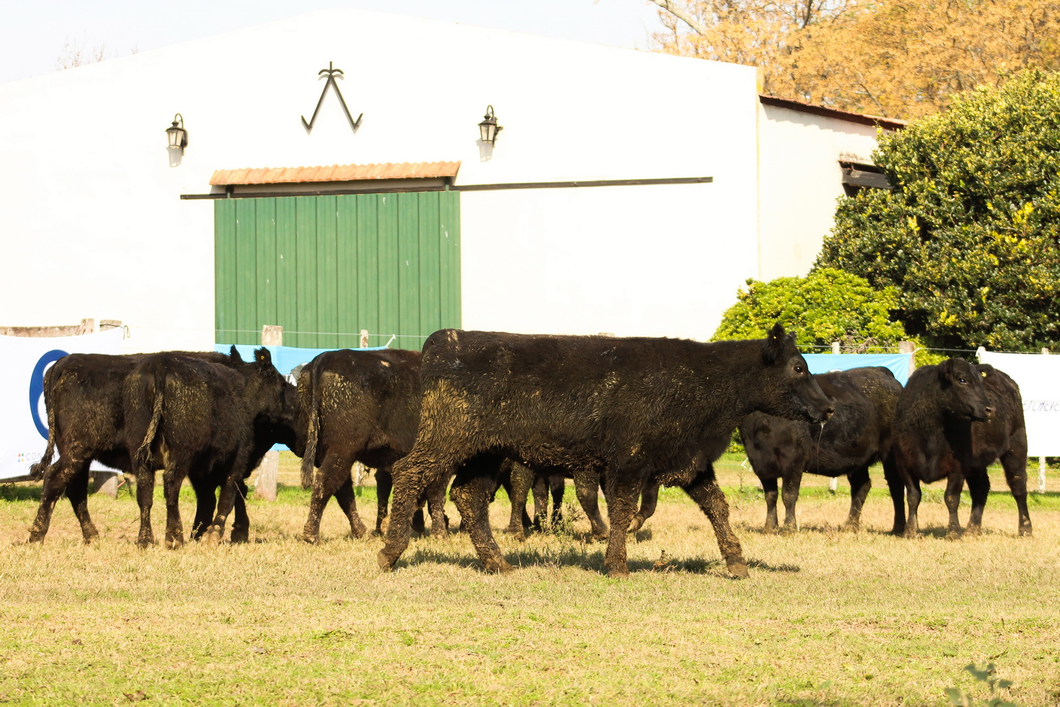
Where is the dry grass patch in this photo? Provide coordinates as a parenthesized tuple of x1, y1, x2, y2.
(0, 454, 1058, 706)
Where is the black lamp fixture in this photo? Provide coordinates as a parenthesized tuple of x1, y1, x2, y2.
(478, 105, 502, 144)
(166, 113, 188, 154)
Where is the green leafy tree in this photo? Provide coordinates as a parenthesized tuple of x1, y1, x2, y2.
(712, 267, 908, 349)
(818, 70, 1060, 351)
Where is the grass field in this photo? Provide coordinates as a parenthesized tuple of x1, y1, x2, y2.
(1, 453, 1058, 706)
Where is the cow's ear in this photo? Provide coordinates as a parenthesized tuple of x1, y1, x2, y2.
(937, 358, 958, 384)
(229, 345, 243, 363)
(977, 364, 994, 378)
(255, 347, 273, 366)
(762, 323, 786, 366)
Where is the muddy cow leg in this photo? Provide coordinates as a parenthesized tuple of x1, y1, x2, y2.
(135, 468, 157, 548)
(378, 449, 446, 571)
(229, 479, 250, 543)
(449, 456, 511, 573)
(189, 475, 217, 540)
(682, 466, 748, 578)
(1000, 443, 1032, 537)
(302, 455, 359, 543)
(842, 466, 872, 532)
(964, 469, 990, 536)
(374, 467, 393, 536)
(425, 474, 451, 539)
(333, 475, 369, 540)
(65, 464, 100, 543)
(203, 452, 248, 545)
(531, 472, 550, 530)
(943, 472, 965, 538)
(601, 470, 642, 577)
(780, 468, 802, 532)
(28, 458, 83, 543)
(760, 476, 781, 533)
(628, 479, 660, 534)
(506, 461, 532, 540)
(903, 477, 923, 539)
(572, 467, 609, 540)
(162, 467, 187, 549)
(548, 474, 565, 527)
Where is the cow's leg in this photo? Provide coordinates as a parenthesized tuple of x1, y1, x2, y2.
(531, 472, 549, 530)
(378, 450, 443, 571)
(449, 456, 511, 573)
(885, 460, 907, 536)
(963, 469, 989, 536)
(136, 468, 157, 547)
(332, 475, 369, 540)
(302, 454, 358, 543)
(760, 476, 780, 533)
(230, 479, 250, 544)
(903, 477, 923, 539)
(780, 468, 802, 532)
(628, 479, 660, 533)
(203, 454, 248, 545)
(548, 474, 565, 527)
(162, 467, 187, 549)
(1000, 446, 1032, 537)
(601, 470, 643, 577)
(65, 463, 100, 544)
(424, 474, 451, 539)
(374, 467, 393, 536)
(683, 467, 748, 578)
(505, 461, 532, 540)
(842, 467, 872, 532)
(943, 472, 965, 538)
(189, 475, 217, 540)
(28, 457, 82, 543)
(572, 467, 609, 540)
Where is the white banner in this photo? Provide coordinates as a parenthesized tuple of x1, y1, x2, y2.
(977, 350, 1060, 457)
(0, 329, 124, 480)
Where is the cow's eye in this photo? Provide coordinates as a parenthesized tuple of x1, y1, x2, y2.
(794, 364, 804, 374)
(958, 377, 967, 385)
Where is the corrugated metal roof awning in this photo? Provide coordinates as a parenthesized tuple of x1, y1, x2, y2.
(209, 161, 461, 186)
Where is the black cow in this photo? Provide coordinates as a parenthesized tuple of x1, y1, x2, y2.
(739, 366, 902, 532)
(123, 348, 294, 548)
(293, 348, 447, 543)
(887, 358, 1031, 538)
(377, 324, 833, 578)
(27, 350, 229, 544)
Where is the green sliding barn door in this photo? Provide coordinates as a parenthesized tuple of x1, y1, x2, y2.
(214, 191, 460, 350)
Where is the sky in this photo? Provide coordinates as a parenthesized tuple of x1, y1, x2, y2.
(0, 0, 669, 85)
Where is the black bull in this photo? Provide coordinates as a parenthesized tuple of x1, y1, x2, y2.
(378, 325, 833, 578)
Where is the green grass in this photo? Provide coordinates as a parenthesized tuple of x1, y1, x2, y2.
(1, 453, 1058, 706)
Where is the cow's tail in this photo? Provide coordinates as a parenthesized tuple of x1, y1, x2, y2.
(29, 369, 59, 478)
(134, 367, 166, 473)
(299, 363, 322, 490)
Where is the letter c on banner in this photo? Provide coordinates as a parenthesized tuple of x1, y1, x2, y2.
(29, 350, 68, 439)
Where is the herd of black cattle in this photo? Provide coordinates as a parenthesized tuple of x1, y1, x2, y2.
(25, 324, 1031, 578)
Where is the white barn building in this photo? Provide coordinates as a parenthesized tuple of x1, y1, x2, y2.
(0, 9, 901, 352)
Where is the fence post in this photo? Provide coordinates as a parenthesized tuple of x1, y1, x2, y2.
(253, 325, 283, 501)
(831, 341, 840, 354)
(352, 329, 371, 486)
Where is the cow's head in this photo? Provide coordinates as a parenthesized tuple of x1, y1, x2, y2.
(243, 347, 298, 433)
(754, 323, 834, 424)
(938, 357, 992, 421)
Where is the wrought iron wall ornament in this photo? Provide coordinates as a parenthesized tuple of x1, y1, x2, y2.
(301, 62, 363, 134)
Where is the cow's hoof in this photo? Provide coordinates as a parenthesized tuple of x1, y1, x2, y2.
(762, 524, 779, 535)
(839, 522, 860, 533)
(902, 530, 920, 539)
(627, 517, 645, 534)
(484, 558, 513, 574)
(605, 566, 631, 579)
(166, 537, 184, 550)
(726, 559, 750, 579)
(202, 529, 222, 546)
(231, 529, 249, 544)
(377, 549, 397, 571)
(1019, 526, 1033, 538)
(963, 526, 981, 538)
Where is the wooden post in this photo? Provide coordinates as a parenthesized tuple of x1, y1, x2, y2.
(254, 325, 283, 501)
(360, 329, 369, 348)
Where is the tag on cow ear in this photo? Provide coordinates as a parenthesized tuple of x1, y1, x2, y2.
(977, 363, 994, 378)
(255, 347, 272, 366)
(228, 345, 243, 363)
(762, 323, 787, 366)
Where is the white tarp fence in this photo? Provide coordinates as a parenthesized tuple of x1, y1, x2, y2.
(977, 349, 1060, 457)
(0, 329, 124, 480)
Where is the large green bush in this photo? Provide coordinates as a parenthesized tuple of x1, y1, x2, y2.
(818, 69, 1060, 351)
(712, 267, 908, 349)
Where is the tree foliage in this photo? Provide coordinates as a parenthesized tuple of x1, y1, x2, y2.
(648, 0, 1060, 119)
(712, 267, 908, 348)
(817, 70, 1060, 351)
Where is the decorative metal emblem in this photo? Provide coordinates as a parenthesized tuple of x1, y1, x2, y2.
(301, 62, 363, 134)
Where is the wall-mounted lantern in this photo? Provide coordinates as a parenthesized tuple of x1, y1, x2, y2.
(478, 105, 502, 144)
(166, 113, 188, 154)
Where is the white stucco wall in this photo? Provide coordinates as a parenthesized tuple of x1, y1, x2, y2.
(756, 103, 886, 282)
(0, 9, 784, 351)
